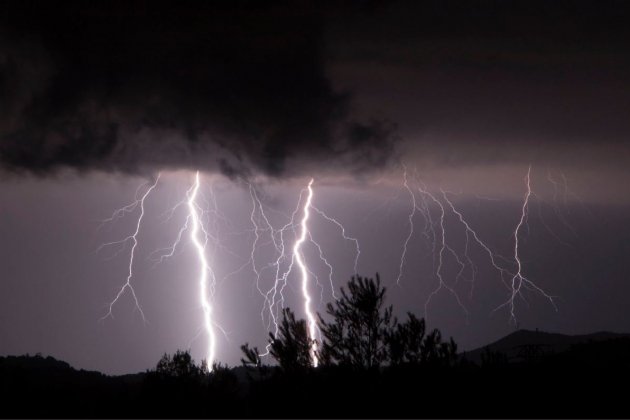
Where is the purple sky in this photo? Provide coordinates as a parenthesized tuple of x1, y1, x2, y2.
(1, 1, 630, 374)
(1, 167, 629, 374)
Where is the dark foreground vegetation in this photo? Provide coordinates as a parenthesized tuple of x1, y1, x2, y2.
(2, 274, 629, 418)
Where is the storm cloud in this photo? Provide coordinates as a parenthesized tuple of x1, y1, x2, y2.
(0, 1, 397, 178)
(2, 0, 630, 179)
(325, 0, 630, 172)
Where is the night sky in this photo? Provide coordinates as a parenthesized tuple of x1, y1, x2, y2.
(1, 1, 630, 374)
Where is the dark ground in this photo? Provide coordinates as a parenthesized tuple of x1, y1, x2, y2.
(1, 331, 629, 418)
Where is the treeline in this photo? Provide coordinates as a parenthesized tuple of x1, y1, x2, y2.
(142, 274, 465, 417)
(139, 274, 629, 418)
(238, 274, 458, 372)
(2, 274, 629, 417)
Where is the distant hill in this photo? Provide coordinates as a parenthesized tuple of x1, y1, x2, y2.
(0, 353, 110, 381)
(3, 329, 629, 377)
(2, 331, 630, 417)
(462, 329, 630, 364)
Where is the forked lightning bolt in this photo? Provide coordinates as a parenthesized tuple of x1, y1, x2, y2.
(293, 179, 319, 366)
(148, 171, 223, 368)
(99, 171, 222, 368)
(418, 182, 468, 319)
(245, 178, 359, 365)
(99, 174, 161, 322)
(397, 165, 558, 324)
(98, 164, 565, 368)
(187, 171, 217, 368)
(494, 166, 557, 323)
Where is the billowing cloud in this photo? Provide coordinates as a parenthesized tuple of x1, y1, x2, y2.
(3, 0, 630, 179)
(0, 2, 397, 178)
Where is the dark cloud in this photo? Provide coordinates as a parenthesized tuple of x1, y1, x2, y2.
(0, 1, 396, 178)
(3, 0, 630, 178)
(325, 0, 630, 169)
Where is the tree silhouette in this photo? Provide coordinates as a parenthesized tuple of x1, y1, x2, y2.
(318, 273, 394, 369)
(240, 343, 262, 369)
(268, 308, 315, 372)
(386, 312, 426, 365)
(240, 342, 272, 382)
(240, 274, 459, 371)
(144, 349, 208, 414)
(206, 362, 239, 400)
(155, 349, 208, 379)
(418, 328, 458, 367)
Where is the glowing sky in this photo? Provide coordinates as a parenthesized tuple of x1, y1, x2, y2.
(1, 1, 630, 374)
(1, 168, 628, 374)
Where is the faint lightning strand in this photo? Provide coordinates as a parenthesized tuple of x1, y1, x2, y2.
(307, 231, 336, 301)
(396, 165, 418, 285)
(101, 174, 161, 322)
(416, 182, 468, 320)
(530, 191, 572, 247)
(395, 165, 557, 324)
(495, 166, 557, 323)
(245, 182, 300, 335)
(148, 214, 192, 267)
(547, 171, 578, 237)
(312, 206, 360, 279)
(96, 180, 151, 232)
(441, 190, 515, 290)
(266, 198, 303, 338)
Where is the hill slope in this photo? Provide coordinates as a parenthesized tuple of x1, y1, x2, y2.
(462, 329, 630, 363)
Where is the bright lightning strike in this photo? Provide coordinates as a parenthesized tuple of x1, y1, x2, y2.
(99, 171, 229, 369)
(187, 171, 217, 368)
(97, 162, 563, 369)
(245, 178, 359, 364)
(293, 179, 319, 366)
(98, 172, 356, 369)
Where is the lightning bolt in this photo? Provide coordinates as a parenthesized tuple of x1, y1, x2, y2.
(99, 171, 228, 369)
(311, 206, 360, 278)
(441, 190, 514, 293)
(495, 166, 557, 324)
(397, 165, 558, 324)
(396, 167, 467, 319)
(97, 162, 564, 368)
(187, 171, 217, 368)
(245, 178, 359, 365)
(244, 181, 296, 334)
(99, 172, 359, 369)
(293, 179, 319, 366)
(99, 174, 161, 322)
(149, 172, 225, 368)
(417, 182, 468, 320)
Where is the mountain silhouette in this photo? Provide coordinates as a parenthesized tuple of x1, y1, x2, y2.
(462, 329, 630, 363)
